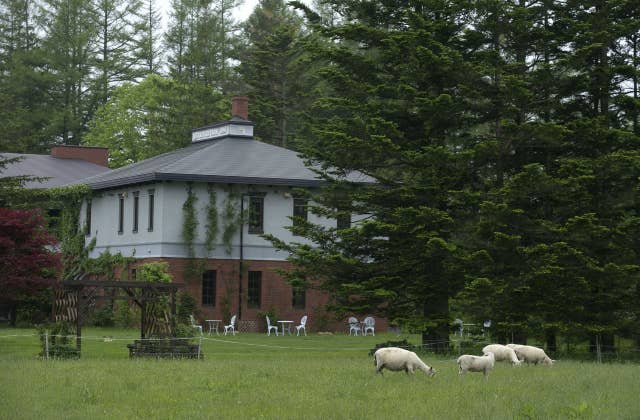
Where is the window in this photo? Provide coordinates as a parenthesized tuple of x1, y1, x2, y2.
(248, 271, 262, 308)
(292, 286, 306, 309)
(148, 189, 155, 232)
(85, 200, 92, 236)
(248, 194, 265, 234)
(293, 197, 308, 233)
(118, 194, 124, 234)
(202, 270, 216, 306)
(132, 191, 139, 233)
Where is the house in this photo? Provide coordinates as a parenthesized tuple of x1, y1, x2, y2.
(74, 97, 379, 333)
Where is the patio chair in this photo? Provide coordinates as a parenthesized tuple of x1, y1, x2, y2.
(348, 317, 361, 336)
(266, 315, 279, 336)
(224, 315, 237, 335)
(296, 315, 307, 336)
(189, 315, 203, 335)
(362, 316, 375, 336)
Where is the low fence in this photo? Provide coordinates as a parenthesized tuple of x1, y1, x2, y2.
(1, 332, 639, 363)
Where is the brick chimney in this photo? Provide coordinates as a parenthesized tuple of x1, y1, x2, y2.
(231, 96, 249, 120)
(51, 145, 109, 167)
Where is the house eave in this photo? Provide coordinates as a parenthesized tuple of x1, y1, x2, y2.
(86, 173, 327, 190)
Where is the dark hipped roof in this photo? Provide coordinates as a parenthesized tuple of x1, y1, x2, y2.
(1, 153, 111, 188)
(74, 136, 373, 191)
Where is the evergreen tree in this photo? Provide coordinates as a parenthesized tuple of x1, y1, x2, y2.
(42, 0, 98, 144)
(238, 0, 308, 148)
(136, 0, 164, 75)
(0, 0, 52, 152)
(165, 0, 242, 91)
(460, 0, 640, 350)
(90, 0, 144, 110)
(266, 1, 474, 352)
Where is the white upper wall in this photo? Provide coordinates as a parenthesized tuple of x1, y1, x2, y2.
(83, 181, 337, 261)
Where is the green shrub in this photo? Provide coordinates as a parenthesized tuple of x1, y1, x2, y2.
(258, 307, 278, 323)
(177, 291, 197, 324)
(114, 302, 135, 328)
(37, 321, 79, 359)
(174, 323, 199, 339)
(90, 304, 114, 327)
(139, 261, 172, 283)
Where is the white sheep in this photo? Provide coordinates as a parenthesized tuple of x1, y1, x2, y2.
(373, 347, 436, 376)
(506, 344, 554, 365)
(482, 344, 521, 365)
(457, 351, 495, 378)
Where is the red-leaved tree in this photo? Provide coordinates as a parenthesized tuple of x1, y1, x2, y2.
(0, 208, 60, 306)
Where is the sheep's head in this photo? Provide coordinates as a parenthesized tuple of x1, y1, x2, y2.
(427, 366, 436, 377)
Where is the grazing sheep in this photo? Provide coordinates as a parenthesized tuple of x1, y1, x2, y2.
(373, 347, 436, 376)
(457, 352, 495, 379)
(506, 344, 554, 365)
(482, 344, 521, 365)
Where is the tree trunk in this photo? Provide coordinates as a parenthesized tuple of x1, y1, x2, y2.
(421, 297, 450, 354)
(545, 329, 557, 353)
(589, 333, 614, 352)
(513, 331, 528, 345)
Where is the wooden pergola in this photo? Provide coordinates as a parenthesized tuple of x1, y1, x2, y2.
(53, 278, 183, 353)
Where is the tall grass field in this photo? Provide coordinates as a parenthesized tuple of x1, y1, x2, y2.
(1, 327, 639, 419)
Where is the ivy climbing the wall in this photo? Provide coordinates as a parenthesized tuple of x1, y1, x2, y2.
(181, 184, 200, 282)
(48, 185, 94, 281)
(204, 187, 218, 255)
(221, 188, 242, 254)
(182, 184, 198, 258)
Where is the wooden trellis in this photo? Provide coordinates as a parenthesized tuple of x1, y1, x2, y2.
(54, 277, 182, 354)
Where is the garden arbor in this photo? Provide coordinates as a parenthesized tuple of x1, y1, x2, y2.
(53, 276, 182, 353)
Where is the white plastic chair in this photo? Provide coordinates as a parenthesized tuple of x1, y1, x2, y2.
(266, 315, 279, 336)
(224, 315, 237, 335)
(482, 320, 491, 337)
(348, 317, 361, 336)
(362, 316, 375, 336)
(190, 315, 203, 335)
(454, 318, 464, 336)
(296, 315, 307, 336)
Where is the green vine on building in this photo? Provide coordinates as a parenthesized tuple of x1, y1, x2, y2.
(222, 188, 242, 254)
(181, 184, 199, 282)
(204, 188, 218, 255)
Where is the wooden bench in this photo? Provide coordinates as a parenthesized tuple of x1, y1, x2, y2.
(127, 338, 203, 359)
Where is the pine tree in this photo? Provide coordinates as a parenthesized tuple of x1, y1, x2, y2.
(238, 0, 308, 148)
(90, 0, 145, 110)
(165, 0, 242, 91)
(42, 0, 98, 144)
(136, 0, 164, 76)
(0, 0, 52, 152)
(265, 1, 475, 352)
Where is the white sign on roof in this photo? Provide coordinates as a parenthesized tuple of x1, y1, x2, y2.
(192, 122, 254, 142)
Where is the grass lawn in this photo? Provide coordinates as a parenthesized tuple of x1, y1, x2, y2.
(1, 327, 639, 419)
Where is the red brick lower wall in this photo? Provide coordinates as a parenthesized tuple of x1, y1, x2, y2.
(128, 257, 388, 334)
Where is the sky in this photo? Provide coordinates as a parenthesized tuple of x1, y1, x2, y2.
(157, 0, 260, 26)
